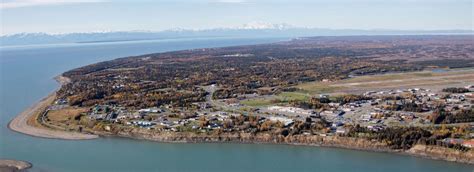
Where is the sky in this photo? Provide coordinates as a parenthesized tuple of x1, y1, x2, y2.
(0, 0, 473, 35)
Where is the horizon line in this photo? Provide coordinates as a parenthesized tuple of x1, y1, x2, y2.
(2, 27, 474, 37)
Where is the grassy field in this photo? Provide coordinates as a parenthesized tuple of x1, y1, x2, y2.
(47, 107, 88, 123)
(241, 92, 312, 107)
(296, 83, 344, 94)
(238, 68, 474, 107)
(240, 98, 275, 107)
(277, 92, 310, 101)
(294, 68, 474, 95)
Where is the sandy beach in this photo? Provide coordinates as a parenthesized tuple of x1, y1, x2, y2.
(7, 76, 98, 140)
(0, 159, 32, 172)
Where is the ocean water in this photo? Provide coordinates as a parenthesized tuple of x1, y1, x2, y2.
(0, 37, 472, 172)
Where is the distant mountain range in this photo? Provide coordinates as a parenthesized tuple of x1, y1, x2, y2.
(1, 24, 472, 46)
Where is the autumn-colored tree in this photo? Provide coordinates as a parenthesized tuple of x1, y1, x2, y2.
(259, 120, 274, 131)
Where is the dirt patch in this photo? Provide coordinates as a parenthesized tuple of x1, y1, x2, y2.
(47, 107, 88, 123)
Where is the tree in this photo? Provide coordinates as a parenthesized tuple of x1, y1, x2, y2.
(259, 120, 273, 131)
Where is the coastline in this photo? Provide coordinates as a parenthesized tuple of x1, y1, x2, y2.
(7, 76, 473, 165)
(7, 76, 98, 140)
(100, 130, 474, 165)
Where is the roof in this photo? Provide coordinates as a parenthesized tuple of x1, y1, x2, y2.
(462, 139, 474, 146)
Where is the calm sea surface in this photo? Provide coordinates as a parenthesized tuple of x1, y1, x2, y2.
(0, 37, 473, 172)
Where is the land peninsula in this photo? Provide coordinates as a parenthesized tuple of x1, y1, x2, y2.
(10, 35, 474, 164)
(8, 76, 98, 140)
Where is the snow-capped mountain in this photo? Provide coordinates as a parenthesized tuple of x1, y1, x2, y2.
(237, 22, 293, 30)
(1, 23, 472, 46)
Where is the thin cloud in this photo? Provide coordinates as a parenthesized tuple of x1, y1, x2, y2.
(1, 0, 107, 9)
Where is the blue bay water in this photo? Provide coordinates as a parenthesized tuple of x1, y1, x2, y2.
(0, 37, 473, 172)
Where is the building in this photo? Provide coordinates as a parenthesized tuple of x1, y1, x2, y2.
(132, 120, 155, 127)
(267, 106, 316, 116)
(361, 114, 371, 122)
(335, 127, 346, 134)
(268, 116, 294, 127)
(322, 110, 344, 117)
(462, 140, 474, 148)
(138, 107, 162, 113)
(443, 138, 464, 145)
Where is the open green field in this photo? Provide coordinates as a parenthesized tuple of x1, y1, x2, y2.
(241, 92, 311, 107)
(277, 92, 310, 101)
(296, 83, 344, 95)
(240, 98, 276, 107)
(295, 68, 474, 95)
(239, 68, 474, 107)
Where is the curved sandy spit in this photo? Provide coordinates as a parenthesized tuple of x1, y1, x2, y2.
(8, 76, 98, 140)
(0, 159, 32, 171)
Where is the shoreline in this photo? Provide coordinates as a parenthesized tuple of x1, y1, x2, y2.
(94, 129, 474, 164)
(7, 76, 98, 140)
(7, 76, 474, 165)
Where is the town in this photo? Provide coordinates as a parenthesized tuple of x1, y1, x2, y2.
(34, 35, 474, 161)
(45, 83, 474, 149)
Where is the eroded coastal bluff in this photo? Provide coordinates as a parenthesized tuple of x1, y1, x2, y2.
(9, 36, 474, 165)
(109, 129, 474, 164)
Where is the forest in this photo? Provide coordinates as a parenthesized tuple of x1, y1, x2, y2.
(57, 35, 474, 108)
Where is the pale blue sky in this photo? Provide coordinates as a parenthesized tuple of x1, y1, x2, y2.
(0, 0, 472, 35)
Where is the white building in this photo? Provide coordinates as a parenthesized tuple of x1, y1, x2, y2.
(268, 117, 294, 127)
(267, 106, 315, 115)
(138, 107, 162, 113)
